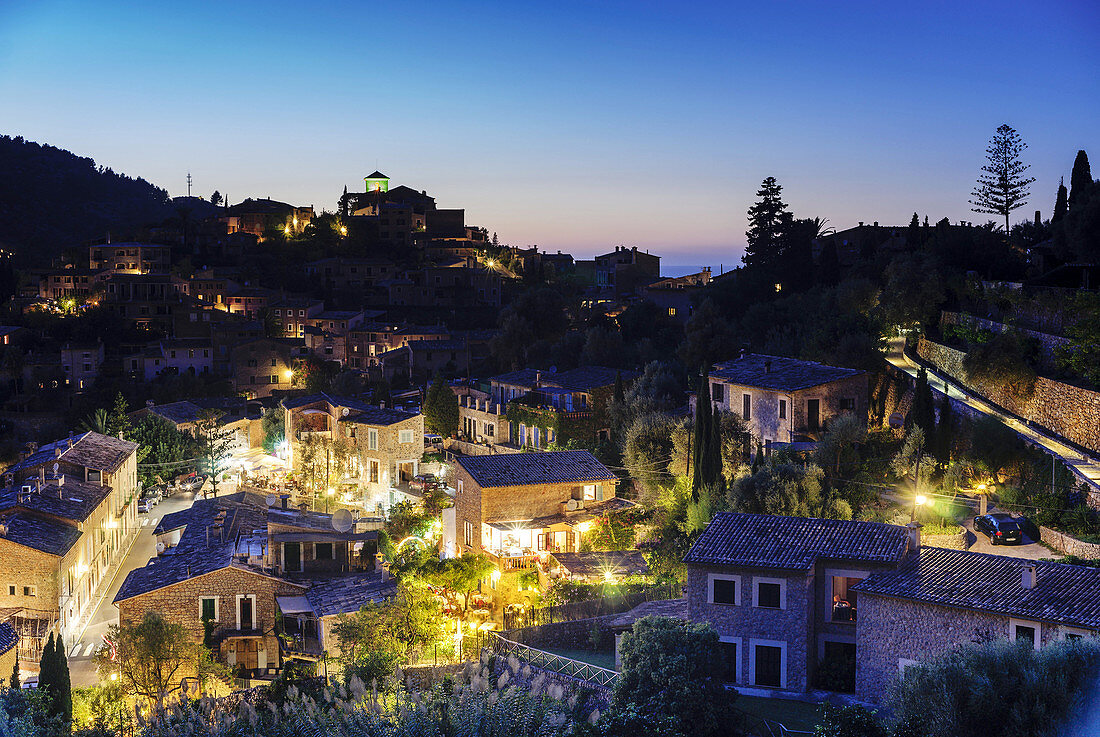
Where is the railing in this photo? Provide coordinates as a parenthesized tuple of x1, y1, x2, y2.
(503, 582, 680, 630)
(486, 551, 538, 571)
(278, 634, 323, 660)
(485, 632, 620, 689)
(736, 708, 814, 737)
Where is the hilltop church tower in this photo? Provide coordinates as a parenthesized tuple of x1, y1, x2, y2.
(364, 171, 389, 193)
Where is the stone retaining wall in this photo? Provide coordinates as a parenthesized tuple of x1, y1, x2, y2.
(917, 337, 1100, 455)
(941, 311, 1070, 371)
(923, 530, 969, 550)
(1039, 526, 1100, 559)
(504, 614, 619, 652)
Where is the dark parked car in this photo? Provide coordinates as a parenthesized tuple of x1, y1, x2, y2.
(974, 513, 1023, 545)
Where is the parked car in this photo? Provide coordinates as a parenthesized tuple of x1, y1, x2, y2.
(408, 473, 440, 494)
(974, 513, 1023, 545)
(142, 486, 162, 504)
(424, 434, 444, 451)
(137, 498, 155, 514)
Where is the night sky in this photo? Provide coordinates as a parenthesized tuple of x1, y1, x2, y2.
(2, 0, 1097, 265)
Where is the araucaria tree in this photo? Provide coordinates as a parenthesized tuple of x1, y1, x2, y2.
(195, 409, 235, 497)
(969, 123, 1036, 234)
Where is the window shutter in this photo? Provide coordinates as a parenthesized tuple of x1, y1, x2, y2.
(595, 485, 604, 502)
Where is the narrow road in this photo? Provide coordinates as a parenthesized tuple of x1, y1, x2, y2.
(885, 337, 1100, 493)
(67, 489, 200, 686)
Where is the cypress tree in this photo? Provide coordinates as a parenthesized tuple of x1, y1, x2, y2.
(691, 369, 712, 500)
(10, 660, 19, 689)
(612, 371, 625, 405)
(39, 633, 55, 696)
(906, 212, 921, 249)
(1070, 150, 1092, 210)
(1053, 177, 1069, 223)
(908, 368, 936, 450)
(54, 636, 72, 730)
(935, 393, 954, 464)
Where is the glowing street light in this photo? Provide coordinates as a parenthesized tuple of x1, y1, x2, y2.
(911, 493, 927, 522)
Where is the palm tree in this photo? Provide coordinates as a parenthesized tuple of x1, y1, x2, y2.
(809, 217, 835, 239)
(80, 408, 110, 434)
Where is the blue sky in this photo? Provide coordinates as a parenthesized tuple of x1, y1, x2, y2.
(1, 1, 1097, 266)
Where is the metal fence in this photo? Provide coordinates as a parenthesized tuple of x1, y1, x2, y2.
(485, 632, 620, 689)
(502, 582, 680, 630)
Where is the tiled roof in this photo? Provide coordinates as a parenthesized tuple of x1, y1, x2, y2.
(605, 598, 688, 630)
(456, 450, 618, 489)
(550, 550, 649, 578)
(408, 340, 466, 352)
(684, 513, 910, 570)
(116, 491, 272, 602)
(305, 571, 397, 617)
(711, 354, 863, 392)
(146, 401, 204, 425)
(342, 407, 419, 426)
(5, 432, 137, 475)
(282, 392, 374, 413)
(488, 369, 540, 387)
(0, 513, 82, 556)
(546, 367, 637, 393)
(854, 546, 1100, 629)
(0, 623, 16, 656)
(0, 478, 112, 524)
(366, 171, 388, 179)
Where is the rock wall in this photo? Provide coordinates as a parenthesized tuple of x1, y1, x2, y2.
(923, 531, 969, 550)
(503, 614, 619, 651)
(917, 337, 1100, 455)
(941, 311, 1070, 371)
(1039, 526, 1100, 559)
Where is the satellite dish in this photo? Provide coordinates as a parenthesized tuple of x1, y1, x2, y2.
(265, 494, 277, 507)
(156, 542, 165, 554)
(342, 407, 350, 416)
(565, 499, 578, 511)
(52, 463, 59, 474)
(332, 508, 353, 533)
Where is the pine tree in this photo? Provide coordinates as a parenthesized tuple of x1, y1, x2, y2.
(107, 392, 130, 437)
(1053, 177, 1069, 223)
(210, 190, 223, 207)
(969, 124, 1036, 234)
(1070, 150, 1093, 211)
(743, 177, 793, 272)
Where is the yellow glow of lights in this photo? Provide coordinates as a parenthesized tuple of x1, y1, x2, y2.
(575, 521, 592, 534)
(491, 568, 501, 583)
(284, 225, 292, 235)
(326, 487, 335, 496)
(110, 673, 119, 682)
(339, 226, 348, 236)
(283, 369, 294, 380)
(915, 494, 927, 506)
(603, 571, 614, 582)
(76, 562, 89, 575)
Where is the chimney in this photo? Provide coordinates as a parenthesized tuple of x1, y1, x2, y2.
(146, 399, 155, 408)
(535, 370, 541, 387)
(739, 347, 747, 360)
(906, 521, 922, 555)
(1022, 563, 1037, 590)
(873, 221, 879, 227)
(54, 446, 63, 459)
(280, 494, 290, 510)
(858, 221, 863, 227)
(764, 360, 772, 373)
(68, 432, 74, 449)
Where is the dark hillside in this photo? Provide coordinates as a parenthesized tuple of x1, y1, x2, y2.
(0, 135, 172, 262)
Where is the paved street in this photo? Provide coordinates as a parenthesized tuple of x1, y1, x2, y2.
(962, 517, 1050, 559)
(67, 489, 200, 687)
(886, 338, 1100, 493)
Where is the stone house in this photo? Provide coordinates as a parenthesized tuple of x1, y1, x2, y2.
(282, 394, 424, 514)
(707, 353, 868, 447)
(639, 269, 712, 324)
(853, 547, 1100, 703)
(230, 338, 309, 399)
(684, 513, 914, 693)
(460, 366, 636, 450)
(115, 491, 380, 682)
(446, 450, 629, 568)
(594, 246, 661, 298)
(0, 431, 139, 666)
(270, 297, 325, 339)
(60, 341, 104, 391)
(89, 243, 171, 274)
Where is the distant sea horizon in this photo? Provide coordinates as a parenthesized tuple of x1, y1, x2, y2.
(662, 263, 738, 279)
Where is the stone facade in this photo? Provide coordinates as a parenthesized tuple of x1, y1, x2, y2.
(854, 594, 1095, 703)
(346, 413, 424, 512)
(941, 311, 1070, 372)
(709, 373, 869, 444)
(117, 566, 306, 679)
(917, 337, 1100, 455)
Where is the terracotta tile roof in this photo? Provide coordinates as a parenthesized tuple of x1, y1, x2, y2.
(684, 513, 910, 570)
(550, 550, 649, 578)
(145, 401, 204, 425)
(711, 353, 863, 392)
(0, 623, 16, 656)
(854, 546, 1100, 629)
(0, 512, 81, 556)
(305, 571, 397, 617)
(605, 598, 689, 630)
(0, 477, 111, 524)
(61, 432, 139, 473)
(456, 450, 618, 489)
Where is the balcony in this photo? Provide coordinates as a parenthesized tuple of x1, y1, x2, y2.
(486, 550, 539, 571)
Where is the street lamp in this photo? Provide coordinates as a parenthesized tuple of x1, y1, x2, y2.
(911, 494, 927, 522)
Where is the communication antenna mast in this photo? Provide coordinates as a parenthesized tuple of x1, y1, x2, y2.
(187, 172, 193, 197)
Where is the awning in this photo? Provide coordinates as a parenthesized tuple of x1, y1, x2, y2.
(276, 596, 314, 615)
